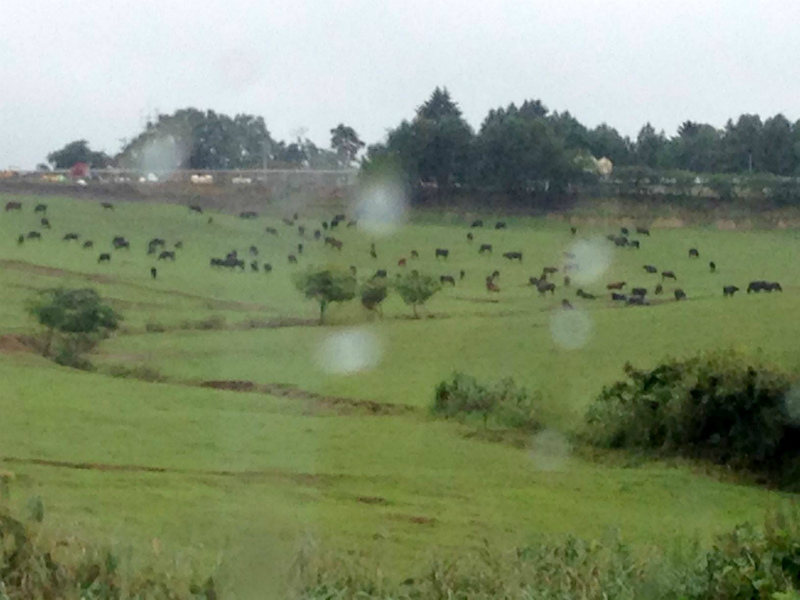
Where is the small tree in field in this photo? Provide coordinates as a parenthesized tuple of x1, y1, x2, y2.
(360, 279, 388, 316)
(28, 288, 121, 362)
(294, 267, 357, 324)
(394, 272, 441, 318)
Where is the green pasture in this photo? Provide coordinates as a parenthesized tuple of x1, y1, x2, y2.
(0, 193, 798, 587)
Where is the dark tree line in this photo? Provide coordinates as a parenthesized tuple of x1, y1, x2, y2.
(363, 87, 800, 194)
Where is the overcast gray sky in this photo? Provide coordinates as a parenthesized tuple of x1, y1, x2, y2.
(2, 0, 799, 169)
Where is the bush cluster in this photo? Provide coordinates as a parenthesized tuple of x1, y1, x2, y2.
(432, 373, 540, 431)
(584, 350, 800, 487)
(105, 363, 166, 383)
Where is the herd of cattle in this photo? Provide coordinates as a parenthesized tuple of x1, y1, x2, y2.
(3, 199, 787, 307)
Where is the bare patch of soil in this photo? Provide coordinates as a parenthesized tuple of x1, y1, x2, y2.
(0, 334, 40, 354)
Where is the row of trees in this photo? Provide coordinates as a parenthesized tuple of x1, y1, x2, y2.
(363, 88, 800, 194)
(46, 110, 365, 171)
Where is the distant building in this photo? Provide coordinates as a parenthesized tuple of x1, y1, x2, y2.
(70, 162, 90, 178)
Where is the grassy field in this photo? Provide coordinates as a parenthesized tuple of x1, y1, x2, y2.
(1, 192, 799, 593)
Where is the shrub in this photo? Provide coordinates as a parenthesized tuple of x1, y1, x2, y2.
(145, 321, 168, 333)
(294, 267, 357, 324)
(106, 363, 166, 383)
(193, 314, 226, 330)
(433, 372, 540, 430)
(394, 272, 441, 318)
(584, 350, 800, 486)
(360, 279, 388, 314)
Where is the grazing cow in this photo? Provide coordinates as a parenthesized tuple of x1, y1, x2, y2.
(467, 232, 474, 242)
(607, 281, 626, 290)
(611, 292, 627, 302)
(150, 267, 157, 279)
(158, 251, 176, 261)
(298, 225, 305, 236)
(370, 249, 377, 259)
(655, 284, 664, 295)
(723, 285, 739, 297)
(543, 267, 558, 275)
(636, 227, 650, 236)
(570, 227, 577, 235)
(249, 245, 259, 256)
(149, 238, 166, 249)
(495, 221, 507, 230)
(537, 281, 556, 295)
(398, 258, 407, 267)
(189, 205, 203, 214)
(768, 282, 783, 292)
(263, 263, 273, 273)
(5, 201, 22, 212)
(486, 277, 500, 293)
(614, 236, 629, 247)
(674, 289, 687, 301)
(295, 213, 301, 221)
(324, 237, 343, 250)
(82, 241, 93, 249)
(689, 248, 699, 258)
(98, 253, 111, 263)
(347, 220, 358, 228)
(298, 243, 304, 254)
(210, 258, 224, 268)
(440, 275, 456, 286)
(643, 265, 658, 274)
(265, 227, 278, 236)
(35, 204, 47, 214)
(564, 276, 571, 287)
(748, 281, 767, 293)
(709, 261, 716, 273)
(471, 220, 483, 228)
(241, 211, 258, 219)
(503, 251, 523, 262)
(631, 287, 647, 297)
(490, 270, 500, 279)
(314, 230, 321, 240)
(630, 240, 640, 249)
(250, 261, 259, 272)
(460, 269, 466, 280)
(529, 276, 540, 286)
(478, 244, 493, 254)
(435, 248, 449, 259)
(226, 250, 238, 261)
(576, 289, 596, 300)
(627, 295, 649, 306)
(112, 237, 130, 250)
(411, 250, 419, 258)
(16, 235, 24, 245)
(374, 269, 387, 278)
(101, 202, 113, 210)
(288, 254, 298, 264)
(40, 218, 51, 229)
(26, 231, 41, 240)
(606, 234, 617, 242)
(562, 299, 574, 310)
(330, 220, 339, 229)
(621, 227, 629, 235)
(322, 222, 328, 230)
(662, 270, 677, 281)
(563, 251, 576, 259)
(350, 265, 357, 275)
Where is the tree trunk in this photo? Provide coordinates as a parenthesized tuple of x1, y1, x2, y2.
(319, 301, 327, 325)
(412, 304, 419, 319)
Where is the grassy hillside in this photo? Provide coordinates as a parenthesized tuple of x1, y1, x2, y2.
(0, 193, 798, 590)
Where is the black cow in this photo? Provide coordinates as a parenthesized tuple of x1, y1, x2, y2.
(174, 241, 183, 250)
(460, 269, 466, 280)
(654, 284, 664, 295)
(16, 235, 24, 245)
(250, 261, 259, 272)
(643, 265, 658, 274)
(537, 281, 556, 295)
(101, 202, 113, 210)
(411, 250, 419, 258)
(543, 266, 558, 275)
(471, 220, 483, 228)
(478, 244, 493, 254)
(467, 232, 474, 242)
(689, 248, 699, 258)
(113, 237, 130, 250)
(346, 220, 358, 228)
(26, 231, 41, 240)
(298, 225, 305, 236)
(495, 221, 507, 230)
(40, 218, 51, 229)
(150, 267, 157, 279)
(249, 245, 259, 256)
(674, 289, 687, 301)
(435, 248, 449, 259)
(627, 295, 649, 306)
(322, 222, 328, 230)
(149, 238, 166, 248)
(611, 292, 627, 301)
(63, 233, 80, 241)
(240, 211, 258, 219)
(82, 241, 93, 249)
(563, 276, 571, 287)
(709, 261, 716, 273)
(350, 265, 357, 275)
(630, 240, 640, 249)
(374, 269, 388, 278)
(570, 226, 577, 235)
(576, 289, 596, 299)
(263, 263, 273, 273)
(631, 287, 647, 297)
(636, 227, 650, 236)
(325, 237, 343, 250)
(330, 220, 339, 229)
(98, 253, 111, 263)
(751, 281, 783, 293)
(158, 251, 175, 261)
(662, 270, 677, 281)
(621, 227, 629, 235)
(723, 285, 739, 297)
(189, 205, 203, 213)
(34, 204, 47, 214)
(288, 254, 298, 264)
(440, 275, 456, 286)
(562, 299, 574, 310)
(265, 227, 278, 236)
(313, 230, 321, 240)
(614, 236, 629, 247)
(5, 201, 21, 212)
(298, 243, 304, 254)
(502, 251, 523, 262)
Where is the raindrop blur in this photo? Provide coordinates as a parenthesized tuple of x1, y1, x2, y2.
(316, 328, 382, 375)
(136, 136, 187, 179)
(217, 49, 263, 91)
(549, 309, 591, 350)
(355, 179, 408, 237)
(530, 429, 572, 472)
(568, 237, 613, 286)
